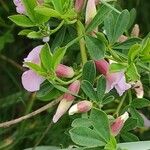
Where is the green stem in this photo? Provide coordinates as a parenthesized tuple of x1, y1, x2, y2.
(101, 0, 121, 14)
(55, 73, 82, 85)
(50, 20, 64, 35)
(128, 89, 132, 104)
(114, 93, 127, 117)
(76, 20, 87, 65)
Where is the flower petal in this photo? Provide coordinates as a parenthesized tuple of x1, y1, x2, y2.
(115, 75, 131, 96)
(106, 72, 123, 93)
(24, 45, 43, 64)
(21, 70, 45, 92)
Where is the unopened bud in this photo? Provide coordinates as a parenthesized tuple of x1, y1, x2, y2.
(75, 0, 85, 13)
(131, 24, 140, 37)
(85, 0, 97, 25)
(43, 36, 50, 42)
(69, 100, 92, 115)
(110, 112, 129, 136)
(53, 98, 73, 123)
(95, 59, 109, 76)
(56, 64, 75, 78)
(132, 80, 144, 98)
(63, 80, 80, 101)
(118, 35, 128, 43)
(52, 80, 80, 123)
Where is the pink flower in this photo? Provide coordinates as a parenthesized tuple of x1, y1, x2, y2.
(22, 45, 75, 92)
(85, 0, 97, 25)
(69, 100, 92, 115)
(110, 112, 129, 136)
(75, 0, 85, 13)
(13, 0, 25, 14)
(95, 59, 131, 96)
(56, 64, 74, 78)
(53, 80, 80, 123)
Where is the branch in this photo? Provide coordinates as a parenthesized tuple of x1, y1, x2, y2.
(0, 97, 61, 128)
(0, 54, 24, 71)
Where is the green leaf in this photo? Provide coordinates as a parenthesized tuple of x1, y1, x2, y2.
(109, 63, 127, 73)
(118, 141, 150, 150)
(112, 10, 130, 43)
(128, 44, 141, 63)
(130, 98, 150, 108)
(97, 76, 106, 102)
(102, 95, 114, 105)
(51, 0, 63, 13)
(86, 5, 112, 33)
(126, 63, 140, 81)
(127, 8, 137, 30)
(130, 107, 144, 127)
(69, 127, 105, 147)
(22, 0, 49, 23)
(104, 13, 114, 43)
(40, 43, 53, 71)
(36, 81, 61, 101)
(81, 80, 98, 101)
(52, 47, 67, 69)
(8, 15, 35, 27)
(85, 35, 105, 60)
(25, 62, 46, 76)
(18, 29, 33, 36)
(90, 108, 110, 142)
(122, 118, 137, 132)
(104, 136, 117, 150)
(121, 132, 139, 142)
(113, 38, 141, 50)
(82, 61, 96, 84)
(71, 118, 92, 128)
(51, 26, 66, 51)
(34, 6, 61, 18)
(27, 31, 43, 39)
(24, 146, 60, 150)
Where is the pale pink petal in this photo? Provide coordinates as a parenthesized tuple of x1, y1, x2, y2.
(21, 70, 45, 92)
(16, 4, 25, 14)
(115, 75, 131, 96)
(106, 72, 123, 93)
(13, 0, 21, 6)
(24, 45, 43, 64)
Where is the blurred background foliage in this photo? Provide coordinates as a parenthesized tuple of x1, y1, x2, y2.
(0, 0, 150, 150)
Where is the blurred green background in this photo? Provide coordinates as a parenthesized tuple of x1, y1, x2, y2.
(0, 0, 150, 149)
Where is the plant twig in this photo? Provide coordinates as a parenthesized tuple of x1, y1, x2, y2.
(32, 121, 53, 150)
(0, 54, 24, 71)
(0, 97, 61, 128)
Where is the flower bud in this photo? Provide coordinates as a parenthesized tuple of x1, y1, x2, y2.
(75, 0, 85, 13)
(52, 80, 80, 123)
(131, 24, 140, 37)
(69, 100, 92, 115)
(43, 36, 50, 42)
(118, 35, 128, 43)
(85, 0, 97, 25)
(56, 64, 75, 78)
(110, 112, 129, 136)
(95, 59, 109, 75)
(63, 80, 80, 101)
(13, 0, 21, 6)
(131, 80, 144, 98)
